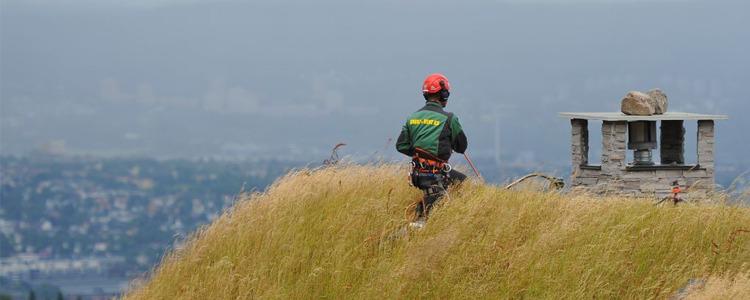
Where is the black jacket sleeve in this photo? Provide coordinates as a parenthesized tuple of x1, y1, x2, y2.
(451, 116, 468, 154)
(452, 131, 468, 154)
(396, 124, 414, 156)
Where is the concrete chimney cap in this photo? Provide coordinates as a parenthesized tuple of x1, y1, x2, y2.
(559, 112, 728, 121)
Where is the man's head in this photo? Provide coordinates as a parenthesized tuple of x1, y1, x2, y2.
(421, 73, 451, 107)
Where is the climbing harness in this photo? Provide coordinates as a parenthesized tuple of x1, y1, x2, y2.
(411, 148, 451, 174)
(655, 181, 684, 206)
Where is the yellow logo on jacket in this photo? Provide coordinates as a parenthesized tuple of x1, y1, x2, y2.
(409, 119, 441, 126)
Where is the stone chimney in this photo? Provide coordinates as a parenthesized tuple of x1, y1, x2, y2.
(560, 112, 727, 198)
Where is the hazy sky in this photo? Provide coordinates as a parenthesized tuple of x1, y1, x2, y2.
(1, 0, 748, 168)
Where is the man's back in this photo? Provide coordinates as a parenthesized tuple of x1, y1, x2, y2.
(396, 102, 467, 161)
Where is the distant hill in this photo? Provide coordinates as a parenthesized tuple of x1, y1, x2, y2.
(125, 165, 750, 299)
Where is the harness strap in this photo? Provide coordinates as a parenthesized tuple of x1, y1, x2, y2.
(412, 147, 449, 174)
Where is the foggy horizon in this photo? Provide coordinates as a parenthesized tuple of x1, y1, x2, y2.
(2, 0, 748, 168)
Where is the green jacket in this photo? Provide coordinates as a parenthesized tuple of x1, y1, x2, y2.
(396, 102, 468, 161)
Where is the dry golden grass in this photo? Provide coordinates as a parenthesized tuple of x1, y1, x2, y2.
(124, 164, 750, 299)
(684, 273, 750, 299)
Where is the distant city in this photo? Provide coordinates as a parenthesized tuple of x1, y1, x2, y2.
(0, 155, 298, 299)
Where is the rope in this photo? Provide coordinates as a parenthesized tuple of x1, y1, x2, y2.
(504, 173, 565, 190)
(462, 152, 484, 182)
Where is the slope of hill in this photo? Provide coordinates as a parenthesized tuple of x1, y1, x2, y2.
(124, 165, 750, 299)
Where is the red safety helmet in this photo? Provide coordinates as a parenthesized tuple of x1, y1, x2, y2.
(421, 73, 451, 94)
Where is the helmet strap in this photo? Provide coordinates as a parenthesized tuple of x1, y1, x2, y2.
(439, 90, 450, 101)
(423, 90, 450, 103)
(438, 80, 450, 101)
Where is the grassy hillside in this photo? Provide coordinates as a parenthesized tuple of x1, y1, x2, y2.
(125, 165, 750, 299)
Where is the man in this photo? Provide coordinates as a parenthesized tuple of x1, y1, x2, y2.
(396, 73, 468, 227)
(670, 180, 684, 205)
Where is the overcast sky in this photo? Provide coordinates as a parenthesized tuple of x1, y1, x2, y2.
(1, 0, 748, 170)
